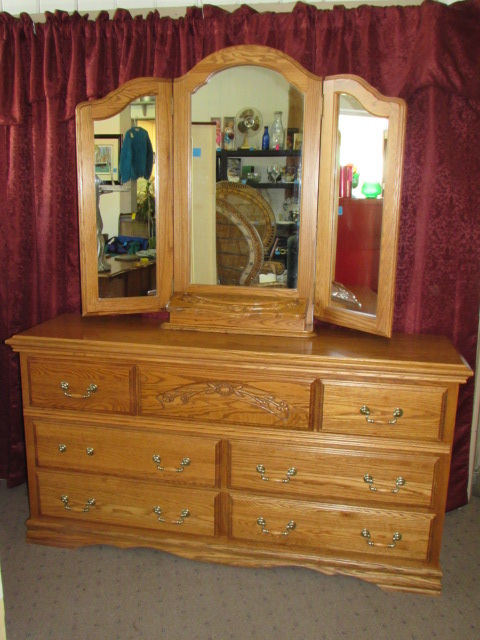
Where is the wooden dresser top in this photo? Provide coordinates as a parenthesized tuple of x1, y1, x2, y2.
(7, 313, 472, 382)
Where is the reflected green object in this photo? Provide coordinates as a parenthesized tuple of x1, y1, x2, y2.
(361, 181, 382, 198)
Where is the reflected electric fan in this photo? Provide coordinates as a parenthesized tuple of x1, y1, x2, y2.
(236, 107, 263, 149)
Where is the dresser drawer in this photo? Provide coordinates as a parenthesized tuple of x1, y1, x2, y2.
(33, 420, 219, 487)
(138, 365, 312, 430)
(231, 495, 434, 561)
(26, 358, 135, 414)
(36, 470, 218, 537)
(320, 381, 446, 440)
(230, 440, 439, 507)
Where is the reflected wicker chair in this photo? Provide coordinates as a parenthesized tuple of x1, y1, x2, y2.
(216, 197, 264, 286)
(216, 181, 276, 254)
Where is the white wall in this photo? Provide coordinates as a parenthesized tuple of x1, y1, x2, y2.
(470, 311, 480, 498)
(192, 66, 290, 150)
(1, 1, 455, 21)
(0, 563, 5, 640)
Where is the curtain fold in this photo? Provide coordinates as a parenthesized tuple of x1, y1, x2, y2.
(0, 1, 478, 509)
(393, 84, 480, 505)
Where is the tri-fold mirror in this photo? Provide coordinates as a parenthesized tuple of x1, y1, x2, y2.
(76, 45, 406, 337)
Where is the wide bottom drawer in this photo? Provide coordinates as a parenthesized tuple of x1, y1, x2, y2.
(36, 470, 218, 537)
(231, 494, 435, 561)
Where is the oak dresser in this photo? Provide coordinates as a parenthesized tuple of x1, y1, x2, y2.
(7, 313, 472, 595)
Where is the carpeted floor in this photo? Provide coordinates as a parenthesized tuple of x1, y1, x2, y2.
(0, 480, 479, 640)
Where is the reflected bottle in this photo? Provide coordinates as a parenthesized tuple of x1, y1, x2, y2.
(270, 111, 285, 150)
(262, 126, 270, 150)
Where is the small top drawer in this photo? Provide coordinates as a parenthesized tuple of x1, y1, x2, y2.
(320, 380, 447, 441)
(26, 358, 135, 415)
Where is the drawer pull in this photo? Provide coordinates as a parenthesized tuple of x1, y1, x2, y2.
(60, 381, 98, 399)
(363, 474, 406, 494)
(153, 506, 190, 525)
(256, 516, 296, 537)
(60, 495, 96, 512)
(152, 454, 191, 473)
(361, 529, 402, 548)
(360, 405, 404, 425)
(58, 444, 94, 456)
(256, 464, 297, 483)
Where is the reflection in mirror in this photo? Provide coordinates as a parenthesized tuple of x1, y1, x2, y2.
(332, 94, 388, 316)
(94, 96, 157, 299)
(189, 66, 304, 289)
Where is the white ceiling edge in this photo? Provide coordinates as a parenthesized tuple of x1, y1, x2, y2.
(0, 0, 459, 22)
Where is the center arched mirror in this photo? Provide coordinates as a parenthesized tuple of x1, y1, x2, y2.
(169, 45, 322, 335)
(189, 66, 304, 290)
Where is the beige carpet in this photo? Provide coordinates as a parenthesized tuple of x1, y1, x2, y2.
(0, 481, 479, 640)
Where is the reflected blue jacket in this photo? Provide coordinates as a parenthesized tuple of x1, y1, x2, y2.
(119, 127, 154, 183)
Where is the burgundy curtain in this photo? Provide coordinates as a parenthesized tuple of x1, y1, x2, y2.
(0, 2, 478, 510)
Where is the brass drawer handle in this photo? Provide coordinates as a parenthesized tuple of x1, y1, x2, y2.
(153, 506, 190, 525)
(256, 464, 297, 483)
(360, 405, 403, 425)
(363, 473, 406, 494)
(152, 455, 191, 473)
(256, 516, 296, 537)
(361, 528, 402, 548)
(61, 495, 96, 512)
(60, 381, 98, 399)
(58, 444, 95, 456)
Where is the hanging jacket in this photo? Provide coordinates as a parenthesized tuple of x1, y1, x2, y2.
(119, 126, 154, 183)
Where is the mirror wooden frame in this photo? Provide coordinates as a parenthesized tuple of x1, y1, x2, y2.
(168, 45, 323, 336)
(76, 77, 173, 315)
(315, 76, 406, 337)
